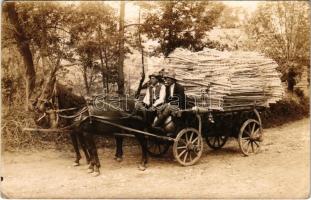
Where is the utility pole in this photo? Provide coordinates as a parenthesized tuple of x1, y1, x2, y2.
(135, 8, 145, 98)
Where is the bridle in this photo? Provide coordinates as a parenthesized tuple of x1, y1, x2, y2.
(36, 89, 131, 127)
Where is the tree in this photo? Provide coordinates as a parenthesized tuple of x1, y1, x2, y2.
(3, 2, 36, 110)
(244, 2, 310, 90)
(141, 1, 225, 56)
(3, 2, 76, 108)
(118, 1, 125, 95)
(68, 2, 120, 94)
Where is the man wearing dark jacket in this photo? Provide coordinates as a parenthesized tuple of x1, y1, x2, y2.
(152, 70, 185, 127)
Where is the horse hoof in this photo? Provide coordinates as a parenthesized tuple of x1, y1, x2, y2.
(138, 164, 146, 171)
(92, 171, 100, 177)
(72, 162, 79, 167)
(87, 168, 94, 173)
(114, 157, 123, 162)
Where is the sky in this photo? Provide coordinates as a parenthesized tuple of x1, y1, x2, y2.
(222, 1, 258, 11)
(106, 1, 259, 24)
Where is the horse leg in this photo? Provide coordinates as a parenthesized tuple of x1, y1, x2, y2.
(82, 131, 95, 173)
(77, 131, 91, 164)
(90, 137, 101, 177)
(70, 132, 81, 166)
(84, 131, 100, 176)
(114, 135, 123, 162)
(136, 134, 148, 171)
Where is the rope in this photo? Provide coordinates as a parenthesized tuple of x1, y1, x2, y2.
(55, 107, 81, 113)
(58, 107, 88, 119)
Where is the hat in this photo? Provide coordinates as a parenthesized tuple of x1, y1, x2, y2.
(158, 68, 165, 76)
(163, 70, 176, 80)
(149, 72, 160, 79)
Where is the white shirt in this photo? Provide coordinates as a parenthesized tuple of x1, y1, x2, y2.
(169, 83, 175, 97)
(143, 83, 166, 107)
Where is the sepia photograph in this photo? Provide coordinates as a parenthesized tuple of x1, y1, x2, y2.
(1, 1, 310, 199)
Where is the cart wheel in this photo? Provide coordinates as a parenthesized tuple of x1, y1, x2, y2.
(238, 119, 263, 156)
(146, 138, 170, 157)
(173, 128, 203, 166)
(206, 135, 228, 150)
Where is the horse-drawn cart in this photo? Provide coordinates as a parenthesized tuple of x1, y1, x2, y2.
(89, 102, 264, 167)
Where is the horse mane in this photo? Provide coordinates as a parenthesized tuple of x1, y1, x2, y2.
(56, 83, 86, 109)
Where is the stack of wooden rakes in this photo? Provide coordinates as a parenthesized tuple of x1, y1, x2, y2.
(160, 48, 284, 111)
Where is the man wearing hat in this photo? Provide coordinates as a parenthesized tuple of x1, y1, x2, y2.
(152, 70, 185, 127)
(135, 72, 166, 115)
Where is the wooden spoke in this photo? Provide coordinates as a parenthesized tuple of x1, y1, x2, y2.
(217, 136, 221, 146)
(178, 149, 187, 158)
(206, 135, 228, 150)
(146, 138, 170, 157)
(189, 152, 193, 162)
(183, 152, 188, 163)
(189, 131, 194, 142)
(246, 141, 251, 154)
(248, 124, 252, 134)
(242, 139, 249, 149)
(251, 141, 254, 153)
(192, 137, 199, 144)
(213, 137, 217, 146)
(244, 130, 252, 137)
(185, 132, 189, 143)
(251, 123, 256, 135)
(241, 137, 250, 141)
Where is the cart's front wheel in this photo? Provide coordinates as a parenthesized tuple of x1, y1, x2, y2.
(238, 119, 262, 156)
(173, 128, 203, 166)
(206, 135, 228, 150)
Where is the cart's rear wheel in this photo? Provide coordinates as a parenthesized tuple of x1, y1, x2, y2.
(206, 135, 228, 150)
(238, 119, 262, 156)
(146, 137, 170, 157)
(173, 128, 203, 166)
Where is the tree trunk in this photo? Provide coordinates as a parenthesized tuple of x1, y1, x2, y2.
(97, 25, 109, 93)
(118, 1, 125, 95)
(103, 49, 110, 93)
(5, 2, 36, 110)
(83, 65, 90, 95)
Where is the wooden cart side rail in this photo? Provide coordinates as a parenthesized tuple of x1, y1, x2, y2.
(92, 115, 176, 142)
(178, 105, 266, 115)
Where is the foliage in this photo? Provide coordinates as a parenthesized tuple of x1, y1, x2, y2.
(217, 6, 249, 28)
(141, 1, 225, 56)
(244, 1, 310, 88)
(262, 96, 309, 128)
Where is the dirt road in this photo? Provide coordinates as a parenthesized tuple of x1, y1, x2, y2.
(1, 118, 310, 199)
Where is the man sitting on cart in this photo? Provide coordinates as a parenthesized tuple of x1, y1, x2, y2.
(134, 72, 166, 122)
(152, 70, 185, 128)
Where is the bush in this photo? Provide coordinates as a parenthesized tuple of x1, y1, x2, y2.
(262, 96, 309, 128)
(2, 107, 71, 151)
